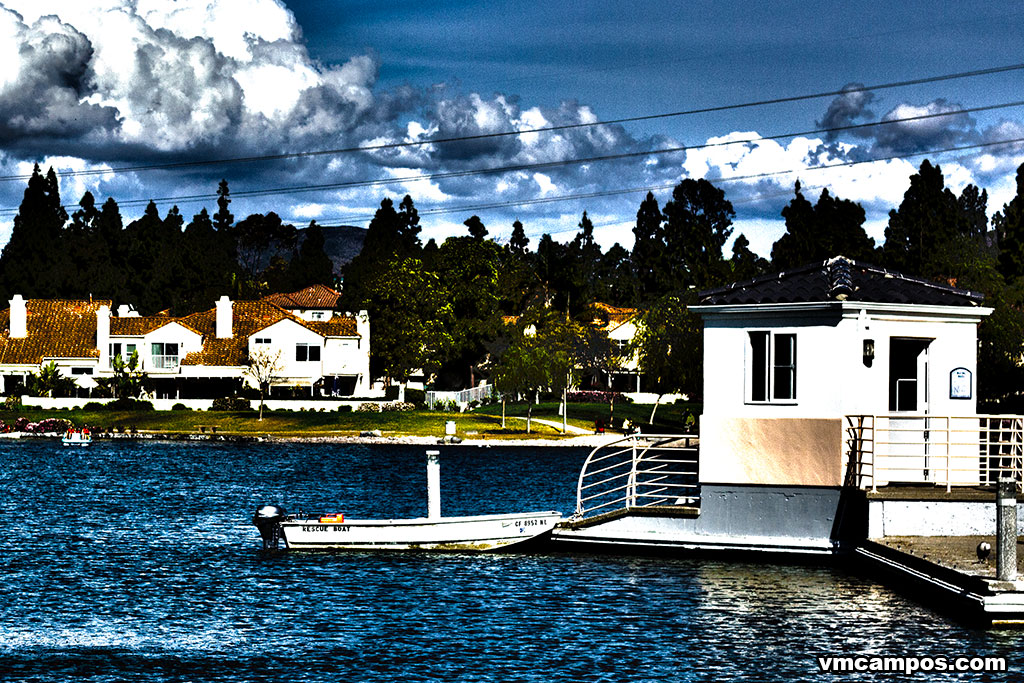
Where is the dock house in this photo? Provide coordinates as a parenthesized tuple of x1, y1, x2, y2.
(553, 256, 1012, 554)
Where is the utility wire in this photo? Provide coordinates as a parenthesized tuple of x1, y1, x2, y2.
(0, 62, 1022, 182)
(309, 135, 1024, 228)
(4, 98, 1016, 215)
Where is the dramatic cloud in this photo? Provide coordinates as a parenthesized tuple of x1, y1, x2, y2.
(817, 83, 876, 135)
(2, 0, 1024, 259)
(0, 0, 378, 156)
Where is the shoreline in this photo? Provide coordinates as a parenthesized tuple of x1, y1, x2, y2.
(9, 431, 624, 448)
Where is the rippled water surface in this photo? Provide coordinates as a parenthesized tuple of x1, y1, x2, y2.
(1, 439, 1021, 681)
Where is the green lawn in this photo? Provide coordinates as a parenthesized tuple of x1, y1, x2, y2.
(0, 400, 700, 440)
(473, 399, 701, 433)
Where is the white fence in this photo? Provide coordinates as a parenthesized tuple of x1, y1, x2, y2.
(845, 414, 1024, 492)
(426, 384, 494, 410)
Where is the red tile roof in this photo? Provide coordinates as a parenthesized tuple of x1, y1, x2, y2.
(181, 301, 359, 367)
(262, 284, 341, 310)
(0, 297, 360, 368)
(0, 299, 111, 365)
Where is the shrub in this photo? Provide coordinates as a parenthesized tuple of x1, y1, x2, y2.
(211, 396, 252, 411)
(107, 398, 155, 411)
(171, 403, 190, 411)
(31, 418, 72, 434)
(84, 402, 106, 411)
(357, 402, 382, 412)
(382, 401, 414, 412)
(336, 405, 353, 413)
(1, 395, 22, 411)
(405, 388, 425, 408)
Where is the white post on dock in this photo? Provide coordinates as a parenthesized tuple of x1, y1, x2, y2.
(426, 450, 441, 520)
(997, 477, 1018, 582)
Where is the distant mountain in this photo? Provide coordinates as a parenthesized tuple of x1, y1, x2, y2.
(298, 224, 367, 273)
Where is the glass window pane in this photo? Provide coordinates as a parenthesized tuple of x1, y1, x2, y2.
(772, 334, 796, 400)
(749, 332, 767, 402)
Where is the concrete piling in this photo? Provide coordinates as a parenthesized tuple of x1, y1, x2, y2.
(997, 477, 1018, 582)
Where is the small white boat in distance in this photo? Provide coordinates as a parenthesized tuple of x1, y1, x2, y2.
(61, 429, 92, 447)
(253, 450, 562, 552)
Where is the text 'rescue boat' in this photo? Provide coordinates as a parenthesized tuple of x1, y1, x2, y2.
(252, 450, 561, 552)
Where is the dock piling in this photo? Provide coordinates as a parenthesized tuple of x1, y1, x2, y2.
(426, 450, 441, 520)
(997, 477, 1018, 581)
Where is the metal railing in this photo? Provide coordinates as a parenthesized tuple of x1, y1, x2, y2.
(845, 414, 1024, 492)
(426, 384, 493, 410)
(150, 355, 180, 370)
(572, 434, 699, 520)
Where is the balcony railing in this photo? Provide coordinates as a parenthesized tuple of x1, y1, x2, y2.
(150, 355, 180, 370)
(845, 414, 1024, 492)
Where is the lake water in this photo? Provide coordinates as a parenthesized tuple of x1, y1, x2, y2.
(0, 439, 1020, 682)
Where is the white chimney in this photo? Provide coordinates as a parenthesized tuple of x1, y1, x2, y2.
(216, 296, 233, 338)
(96, 305, 111, 365)
(9, 295, 26, 338)
(356, 309, 370, 347)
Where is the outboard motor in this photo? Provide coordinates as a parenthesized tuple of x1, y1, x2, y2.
(253, 504, 286, 551)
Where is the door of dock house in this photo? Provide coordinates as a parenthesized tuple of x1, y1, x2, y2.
(886, 338, 933, 483)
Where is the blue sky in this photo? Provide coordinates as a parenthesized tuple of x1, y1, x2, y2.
(2, 1, 1024, 257)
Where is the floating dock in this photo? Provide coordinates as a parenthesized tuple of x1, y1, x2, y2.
(551, 434, 1024, 627)
(855, 536, 1024, 627)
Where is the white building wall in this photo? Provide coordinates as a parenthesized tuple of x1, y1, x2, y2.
(139, 323, 204, 374)
(702, 303, 987, 420)
(247, 319, 326, 387)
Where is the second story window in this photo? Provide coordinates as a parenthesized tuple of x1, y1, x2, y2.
(151, 342, 180, 370)
(296, 343, 321, 362)
(109, 343, 137, 367)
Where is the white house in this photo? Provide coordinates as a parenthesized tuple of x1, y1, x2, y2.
(0, 287, 372, 400)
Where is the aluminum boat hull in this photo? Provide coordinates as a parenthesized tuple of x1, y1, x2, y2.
(280, 510, 562, 551)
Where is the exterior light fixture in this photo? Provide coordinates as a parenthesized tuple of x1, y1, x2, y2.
(863, 339, 875, 367)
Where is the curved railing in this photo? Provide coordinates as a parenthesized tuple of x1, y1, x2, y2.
(572, 434, 699, 520)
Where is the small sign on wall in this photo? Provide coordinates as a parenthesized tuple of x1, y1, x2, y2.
(950, 367, 972, 400)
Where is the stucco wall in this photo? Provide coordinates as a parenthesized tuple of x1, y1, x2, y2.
(701, 304, 984, 421)
(700, 416, 845, 486)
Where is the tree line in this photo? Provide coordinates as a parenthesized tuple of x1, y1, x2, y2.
(0, 166, 334, 314)
(5, 159, 1024, 408)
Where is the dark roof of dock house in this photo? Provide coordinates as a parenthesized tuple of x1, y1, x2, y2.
(697, 256, 986, 308)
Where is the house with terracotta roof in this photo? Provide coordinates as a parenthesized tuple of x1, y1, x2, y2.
(0, 293, 371, 401)
(587, 302, 644, 392)
(0, 295, 109, 394)
(261, 284, 342, 322)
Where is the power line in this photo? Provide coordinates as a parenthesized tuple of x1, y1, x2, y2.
(309, 135, 1024, 228)
(0, 62, 1022, 183)
(3, 97, 1017, 216)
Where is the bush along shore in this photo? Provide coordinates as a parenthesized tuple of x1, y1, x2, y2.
(0, 399, 700, 443)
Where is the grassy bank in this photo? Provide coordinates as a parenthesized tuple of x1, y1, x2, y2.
(0, 399, 699, 441)
(473, 400, 700, 433)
